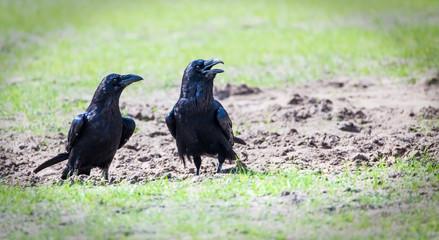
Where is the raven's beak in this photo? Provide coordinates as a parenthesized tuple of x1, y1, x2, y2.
(202, 59, 224, 74)
(119, 74, 143, 87)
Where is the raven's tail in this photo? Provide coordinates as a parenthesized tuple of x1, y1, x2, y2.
(179, 154, 191, 168)
(33, 152, 69, 173)
(234, 136, 247, 145)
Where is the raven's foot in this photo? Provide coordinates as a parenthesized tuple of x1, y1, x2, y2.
(194, 156, 202, 176)
(103, 169, 109, 181)
(216, 163, 223, 173)
(61, 168, 72, 180)
(217, 155, 225, 174)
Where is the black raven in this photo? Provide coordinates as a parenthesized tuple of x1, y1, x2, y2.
(166, 59, 246, 175)
(33, 73, 143, 180)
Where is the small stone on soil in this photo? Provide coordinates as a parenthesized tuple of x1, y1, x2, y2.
(353, 154, 368, 161)
(288, 94, 304, 105)
(339, 122, 361, 133)
(320, 99, 333, 112)
(31, 144, 40, 151)
(281, 191, 291, 196)
(148, 131, 168, 138)
(124, 142, 141, 151)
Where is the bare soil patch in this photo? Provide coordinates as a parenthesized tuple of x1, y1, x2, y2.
(1, 76, 438, 185)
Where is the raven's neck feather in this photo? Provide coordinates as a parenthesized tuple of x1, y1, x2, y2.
(195, 80, 214, 105)
(87, 92, 122, 117)
(181, 79, 214, 110)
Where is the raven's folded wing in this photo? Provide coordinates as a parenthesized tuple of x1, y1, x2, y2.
(66, 113, 86, 152)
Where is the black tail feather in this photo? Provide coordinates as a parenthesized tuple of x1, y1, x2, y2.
(33, 152, 69, 173)
(234, 136, 246, 145)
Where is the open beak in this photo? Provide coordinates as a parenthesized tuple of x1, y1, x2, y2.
(202, 59, 224, 74)
(119, 74, 143, 87)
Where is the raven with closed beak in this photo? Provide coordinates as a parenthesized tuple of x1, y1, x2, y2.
(166, 59, 246, 175)
(34, 73, 143, 180)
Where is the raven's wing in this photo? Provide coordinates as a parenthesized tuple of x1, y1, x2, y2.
(119, 117, 136, 149)
(165, 107, 177, 139)
(214, 100, 234, 146)
(66, 113, 86, 152)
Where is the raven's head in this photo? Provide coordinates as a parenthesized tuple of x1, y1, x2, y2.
(180, 59, 224, 99)
(99, 73, 143, 95)
(183, 59, 224, 81)
(91, 73, 143, 106)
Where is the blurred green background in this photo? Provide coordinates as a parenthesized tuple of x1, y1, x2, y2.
(1, 0, 438, 133)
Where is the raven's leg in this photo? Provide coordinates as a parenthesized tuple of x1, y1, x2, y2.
(193, 156, 202, 176)
(217, 155, 225, 173)
(61, 167, 72, 180)
(103, 168, 109, 181)
(73, 158, 81, 177)
(102, 163, 111, 181)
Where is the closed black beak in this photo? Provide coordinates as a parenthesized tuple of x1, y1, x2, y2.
(119, 74, 143, 87)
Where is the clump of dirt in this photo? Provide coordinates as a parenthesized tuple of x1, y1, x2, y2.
(214, 83, 261, 100)
(421, 69, 439, 86)
(419, 106, 439, 119)
(339, 122, 362, 133)
(121, 103, 156, 121)
(1, 77, 438, 186)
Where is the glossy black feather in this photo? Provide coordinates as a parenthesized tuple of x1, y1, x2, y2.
(165, 109, 177, 138)
(66, 113, 86, 152)
(119, 117, 136, 149)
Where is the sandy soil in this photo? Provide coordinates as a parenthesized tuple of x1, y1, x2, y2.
(1, 74, 438, 185)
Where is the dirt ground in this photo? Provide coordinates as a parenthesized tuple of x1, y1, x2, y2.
(1, 73, 438, 186)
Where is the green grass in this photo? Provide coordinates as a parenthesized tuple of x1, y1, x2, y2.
(1, 0, 439, 132)
(1, 154, 438, 239)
